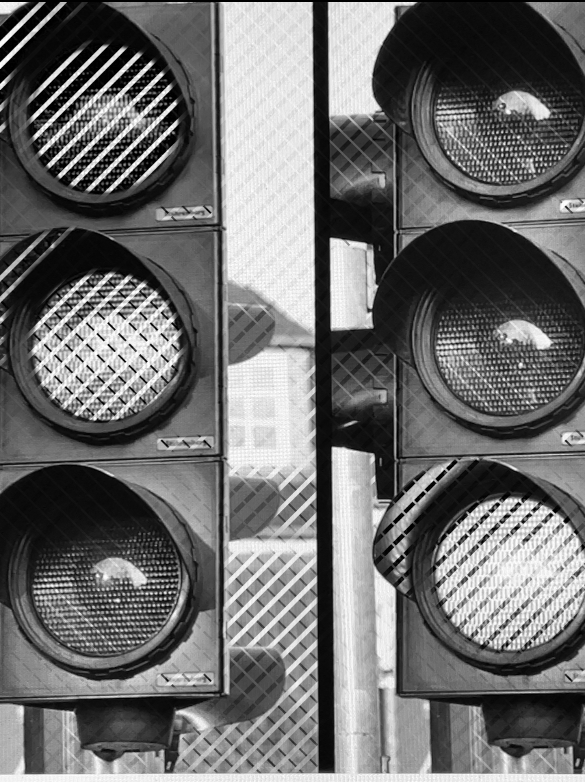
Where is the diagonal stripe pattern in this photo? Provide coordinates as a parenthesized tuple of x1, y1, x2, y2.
(0, 2, 76, 136)
(0, 228, 73, 369)
(176, 549, 318, 773)
(25, 39, 184, 194)
(434, 494, 585, 651)
(28, 271, 184, 422)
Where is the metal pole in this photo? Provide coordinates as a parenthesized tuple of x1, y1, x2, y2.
(23, 707, 44, 773)
(332, 447, 381, 772)
(331, 239, 381, 772)
(379, 673, 398, 773)
(496, 750, 530, 773)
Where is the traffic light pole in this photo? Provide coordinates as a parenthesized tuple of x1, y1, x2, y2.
(331, 240, 381, 772)
(333, 447, 380, 771)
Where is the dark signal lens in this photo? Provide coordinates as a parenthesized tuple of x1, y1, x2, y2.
(30, 514, 183, 656)
(27, 41, 187, 195)
(433, 281, 585, 416)
(5, 465, 202, 678)
(434, 59, 584, 186)
(410, 19, 585, 204)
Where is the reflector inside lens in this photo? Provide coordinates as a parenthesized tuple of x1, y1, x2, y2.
(30, 513, 183, 656)
(433, 495, 585, 651)
(433, 45, 584, 185)
(433, 279, 585, 416)
(27, 41, 186, 194)
(30, 271, 185, 422)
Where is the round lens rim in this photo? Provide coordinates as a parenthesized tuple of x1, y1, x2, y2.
(412, 490, 585, 674)
(30, 271, 185, 425)
(7, 34, 195, 214)
(412, 284, 585, 436)
(9, 514, 195, 678)
(411, 53, 585, 205)
(9, 256, 198, 443)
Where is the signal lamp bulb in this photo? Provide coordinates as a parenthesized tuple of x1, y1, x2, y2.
(92, 557, 148, 590)
(492, 90, 551, 122)
(494, 319, 552, 350)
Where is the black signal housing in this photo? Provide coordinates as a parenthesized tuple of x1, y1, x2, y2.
(410, 461, 585, 675)
(6, 2, 195, 214)
(7, 229, 199, 443)
(373, 2, 585, 206)
(372, 2, 585, 757)
(374, 220, 585, 437)
(2, 465, 202, 679)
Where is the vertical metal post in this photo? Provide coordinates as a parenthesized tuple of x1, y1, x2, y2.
(332, 447, 381, 772)
(493, 750, 530, 774)
(23, 707, 44, 774)
(429, 701, 453, 773)
(331, 240, 381, 772)
(379, 674, 398, 773)
(314, 1, 335, 771)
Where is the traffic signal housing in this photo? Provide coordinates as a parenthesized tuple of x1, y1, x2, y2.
(0, 226, 222, 460)
(372, 1, 585, 755)
(0, 1, 219, 231)
(373, 2, 585, 214)
(0, 1, 284, 759)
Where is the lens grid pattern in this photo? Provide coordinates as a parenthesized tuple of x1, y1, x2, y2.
(30, 515, 182, 656)
(27, 40, 185, 194)
(433, 495, 585, 651)
(434, 286, 585, 416)
(30, 271, 184, 422)
(434, 71, 584, 185)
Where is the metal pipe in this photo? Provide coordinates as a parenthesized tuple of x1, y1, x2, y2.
(492, 749, 530, 774)
(331, 239, 381, 772)
(332, 447, 381, 772)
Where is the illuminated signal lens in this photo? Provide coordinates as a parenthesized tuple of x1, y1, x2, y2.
(30, 271, 185, 423)
(8, 232, 199, 443)
(433, 282, 585, 416)
(28, 41, 186, 195)
(30, 514, 184, 657)
(433, 495, 585, 652)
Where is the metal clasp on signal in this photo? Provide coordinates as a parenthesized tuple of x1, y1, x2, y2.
(157, 436, 215, 451)
(560, 199, 585, 213)
(561, 431, 585, 445)
(156, 205, 214, 221)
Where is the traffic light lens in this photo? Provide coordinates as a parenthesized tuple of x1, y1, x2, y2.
(433, 284, 585, 416)
(30, 271, 185, 422)
(24, 40, 187, 196)
(433, 495, 585, 651)
(30, 514, 183, 656)
(434, 68, 583, 185)
(408, 25, 585, 203)
(433, 48, 585, 186)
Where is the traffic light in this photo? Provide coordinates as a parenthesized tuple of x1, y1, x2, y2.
(0, 1, 283, 759)
(371, 1, 585, 755)
(0, 1, 216, 228)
